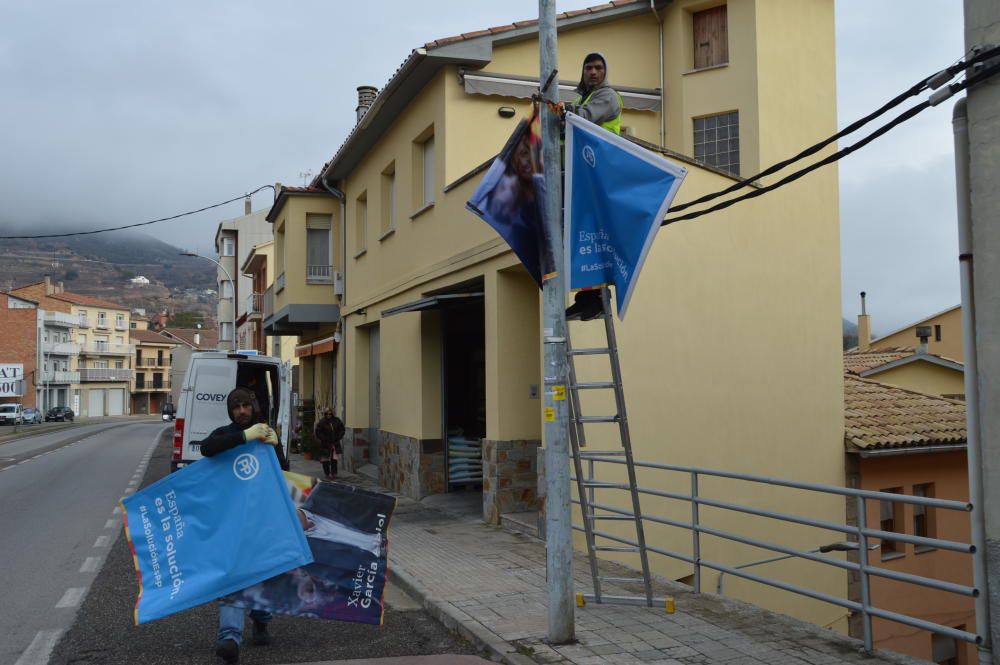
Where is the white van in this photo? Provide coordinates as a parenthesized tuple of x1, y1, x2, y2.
(171, 352, 291, 472)
(0, 403, 24, 425)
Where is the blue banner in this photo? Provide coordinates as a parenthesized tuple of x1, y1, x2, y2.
(564, 113, 687, 319)
(228, 474, 396, 625)
(467, 113, 552, 287)
(121, 442, 313, 624)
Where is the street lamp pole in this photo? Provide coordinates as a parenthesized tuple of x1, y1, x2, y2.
(181, 251, 237, 351)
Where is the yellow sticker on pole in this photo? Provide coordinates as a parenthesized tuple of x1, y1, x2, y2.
(544, 407, 555, 421)
(552, 385, 566, 401)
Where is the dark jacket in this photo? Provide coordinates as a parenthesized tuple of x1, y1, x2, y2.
(315, 415, 345, 455)
(197, 420, 289, 471)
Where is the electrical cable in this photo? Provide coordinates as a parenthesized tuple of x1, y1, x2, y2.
(663, 58, 1000, 227)
(667, 43, 1000, 215)
(0, 185, 275, 240)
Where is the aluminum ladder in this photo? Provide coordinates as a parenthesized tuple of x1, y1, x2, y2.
(566, 286, 654, 606)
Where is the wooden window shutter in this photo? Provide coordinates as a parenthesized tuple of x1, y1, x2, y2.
(693, 5, 729, 69)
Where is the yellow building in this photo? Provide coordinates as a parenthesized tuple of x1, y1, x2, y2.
(272, 0, 843, 629)
(129, 329, 178, 415)
(864, 305, 964, 362)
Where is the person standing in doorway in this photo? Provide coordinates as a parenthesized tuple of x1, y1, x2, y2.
(315, 407, 345, 479)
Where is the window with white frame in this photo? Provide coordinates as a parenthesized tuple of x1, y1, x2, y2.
(221, 280, 234, 299)
(222, 236, 235, 256)
(220, 322, 234, 342)
(693, 111, 739, 176)
(306, 213, 332, 281)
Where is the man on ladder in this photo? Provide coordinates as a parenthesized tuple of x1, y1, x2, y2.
(549, 52, 624, 321)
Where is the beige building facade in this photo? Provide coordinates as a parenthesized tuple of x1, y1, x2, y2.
(267, 0, 844, 630)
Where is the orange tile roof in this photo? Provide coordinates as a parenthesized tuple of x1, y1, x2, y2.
(51, 291, 129, 310)
(130, 329, 179, 345)
(160, 327, 219, 350)
(844, 375, 966, 451)
(423, 1, 643, 48)
(843, 348, 913, 375)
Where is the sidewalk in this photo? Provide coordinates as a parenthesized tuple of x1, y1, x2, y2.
(287, 454, 930, 665)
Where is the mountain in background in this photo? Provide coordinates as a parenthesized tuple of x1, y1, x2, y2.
(843, 317, 858, 350)
(0, 230, 218, 322)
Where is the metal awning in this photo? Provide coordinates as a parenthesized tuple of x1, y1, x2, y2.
(381, 293, 484, 318)
(460, 70, 661, 112)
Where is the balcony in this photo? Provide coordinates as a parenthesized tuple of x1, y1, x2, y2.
(79, 368, 133, 382)
(276, 272, 285, 293)
(246, 293, 264, 320)
(307, 264, 333, 284)
(134, 378, 171, 392)
(263, 285, 274, 320)
(40, 370, 80, 384)
(43, 311, 79, 328)
(136, 358, 167, 368)
(115, 321, 128, 330)
(95, 318, 110, 330)
(43, 341, 80, 355)
(77, 316, 91, 328)
(80, 342, 135, 356)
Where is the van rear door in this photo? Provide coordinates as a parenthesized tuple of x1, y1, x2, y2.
(184, 359, 238, 462)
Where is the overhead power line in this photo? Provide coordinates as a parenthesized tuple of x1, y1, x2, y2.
(0, 185, 275, 240)
(663, 45, 1000, 226)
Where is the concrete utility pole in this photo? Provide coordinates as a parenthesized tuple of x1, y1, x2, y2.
(961, 1, 1000, 663)
(539, 0, 574, 644)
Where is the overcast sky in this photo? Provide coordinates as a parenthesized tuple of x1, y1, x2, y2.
(0, 2, 966, 334)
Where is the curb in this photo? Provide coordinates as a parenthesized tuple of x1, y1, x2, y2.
(388, 567, 538, 665)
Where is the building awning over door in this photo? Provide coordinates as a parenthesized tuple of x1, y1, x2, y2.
(381, 293, 484, 318)
(460, 70, 662, 112)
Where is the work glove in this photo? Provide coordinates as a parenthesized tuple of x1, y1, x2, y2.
(243, 423, 277, 445)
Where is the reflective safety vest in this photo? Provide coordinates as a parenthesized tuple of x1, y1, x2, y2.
(574, 88, 624, 135)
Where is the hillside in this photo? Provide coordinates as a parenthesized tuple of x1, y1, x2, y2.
(0, 231, 218, 321)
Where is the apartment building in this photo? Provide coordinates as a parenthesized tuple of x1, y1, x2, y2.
(268, 0, 843, 630)
(0, 292, 40, 409)
(215, 198, 272, 350)
(130, 329, 178, 415)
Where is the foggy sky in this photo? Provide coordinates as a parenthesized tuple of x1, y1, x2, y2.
(0, 2, 965, 334)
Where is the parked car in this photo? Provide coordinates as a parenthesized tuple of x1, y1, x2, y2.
(0, 403, 24, 425)
(45, 406, 74, 422)
(22, 408, 42, 424)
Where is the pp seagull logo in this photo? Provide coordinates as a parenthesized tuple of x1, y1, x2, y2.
(233, 453, 260, 480)
(582, 145, 597, 168)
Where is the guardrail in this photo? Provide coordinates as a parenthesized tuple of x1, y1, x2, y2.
(43, 311, 80, 327)
(307, 264, 333, 282)
(42, 341, 80, 355)
(246, 292, 263, 315)
(572, 454, 982, 654)
(40, 370, 80, 383)
(79, 368, 133, 382)
(81, 343, 135, 355)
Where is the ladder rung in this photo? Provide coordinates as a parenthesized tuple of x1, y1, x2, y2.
(576, 450, 626, 457)
(581, 481, 623, 488)
(595, 545, 639, 552)
(576, 415, 620, 423)
(569, 348, 610, 356)
(589, 514, 636, 521)
(599, 576, 644, 583)
(571, 381, 615, 390)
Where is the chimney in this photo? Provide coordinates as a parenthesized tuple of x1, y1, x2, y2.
(915, 326, 932, 354)
(43, 275, 53, 295)
(244, 195, 252, 216)
(57, 281, 64, 293)
(857, 291, 871, 352)
(356, 85, 377, 123)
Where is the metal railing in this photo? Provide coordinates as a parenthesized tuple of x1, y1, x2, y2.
(262, 285, 274, 319)
(81, 342, 135, 355)
(246, 292, 263, 315)
(79, 368, 133, 382)
(134, 378, 170, 390)
(95, 318, 109, 329)
(115, 320, 127, 330)
(43, 341, 80, 355)
(275, 272, 285, 293)
(77, 316, 91, 328)
(307, 264, 333, 282)
(136, 358, 166, 367)
(43, 311, 79, 327)
(572, 454, 982, 654)
(40, 370, 80, 383)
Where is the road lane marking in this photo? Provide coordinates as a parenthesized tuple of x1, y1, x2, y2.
(94, 535, 110, 548)
(80, 557, 100, 573)
(55, 587, 85, 608)
(14, 629, 63, 665)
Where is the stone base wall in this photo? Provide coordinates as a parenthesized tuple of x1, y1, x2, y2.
(482, 439, 541, 524)
(343, 427, 369, 473)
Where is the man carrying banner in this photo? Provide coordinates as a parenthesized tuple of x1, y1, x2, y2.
(195, 387, 284, 664)
(549, 52, 624, 320)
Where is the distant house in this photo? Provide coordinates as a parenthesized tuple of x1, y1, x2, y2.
(129, 276, 150, 286)
(844, 348, 965, 400)
(157, 327, 219, 404)
(844, 375, 972, 664)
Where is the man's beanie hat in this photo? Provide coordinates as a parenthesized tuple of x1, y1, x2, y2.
(227, 387, 256, 413)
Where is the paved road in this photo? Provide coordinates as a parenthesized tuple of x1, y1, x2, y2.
(0, 420, 163, 665)
(44, 427, 483, 664)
